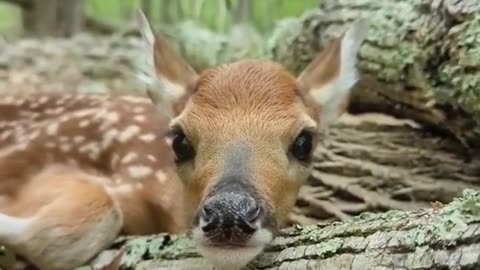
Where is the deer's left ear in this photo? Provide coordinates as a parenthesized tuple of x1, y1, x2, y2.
(297, 19, 369, 129)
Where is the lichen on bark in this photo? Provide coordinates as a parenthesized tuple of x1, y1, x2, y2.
(77, 189, 480, 270)
(267, 0, 480, 147)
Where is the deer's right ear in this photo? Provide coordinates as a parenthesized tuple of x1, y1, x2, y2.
(297, 19, 369, 130)
(134, 8, 197, 118)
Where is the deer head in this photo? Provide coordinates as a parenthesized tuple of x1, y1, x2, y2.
(135, 9, 368, 269)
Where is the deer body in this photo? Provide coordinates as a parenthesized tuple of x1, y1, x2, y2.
(0, 10, 369, 270)
(0, 93, 188, 269)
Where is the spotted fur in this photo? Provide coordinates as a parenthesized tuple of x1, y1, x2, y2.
(0, 9, 369, 270)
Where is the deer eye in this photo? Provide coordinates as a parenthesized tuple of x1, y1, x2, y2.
(170, 129, 194, 163)
(290, 130, 313, 162)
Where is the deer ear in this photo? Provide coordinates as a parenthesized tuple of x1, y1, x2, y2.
(134, 8, 197, 118)
(297, 19, 369, 130)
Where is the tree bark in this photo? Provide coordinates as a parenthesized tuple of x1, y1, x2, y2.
(15, 0, 86, 37)
(232, 0, 251, 24)
(78, 190, 480, 270)
(28, 0, 58, 37)
(56, 0, 85, 37)
(2, 0, 113, 36)
(267, 0, 480, 148)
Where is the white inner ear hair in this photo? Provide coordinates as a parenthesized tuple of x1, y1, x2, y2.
(315, 19, 369, 130)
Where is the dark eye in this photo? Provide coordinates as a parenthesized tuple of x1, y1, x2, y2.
(290, 130, 313, 161)
(171, 129, 194, 162)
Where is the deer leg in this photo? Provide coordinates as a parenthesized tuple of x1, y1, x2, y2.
(0, 168, 123, 270)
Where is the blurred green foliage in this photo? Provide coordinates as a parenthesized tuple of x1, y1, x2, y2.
(0, 0, 318, 37)
(86, 0, 318, 32)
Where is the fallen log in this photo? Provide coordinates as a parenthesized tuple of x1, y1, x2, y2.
(77, 189, 480, 270)
(268, 0, 480, 148)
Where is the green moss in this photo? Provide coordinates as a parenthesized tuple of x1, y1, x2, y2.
(428, 189, 480, 243)
(120, 237, 152, 267)
(312, 238, 343, 258)
(155, 235, 197, 259)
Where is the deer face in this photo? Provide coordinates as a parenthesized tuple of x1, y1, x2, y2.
(135, 10, 368, 270)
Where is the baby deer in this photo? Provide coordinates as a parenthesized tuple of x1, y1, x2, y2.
(0, 9, 368, 270)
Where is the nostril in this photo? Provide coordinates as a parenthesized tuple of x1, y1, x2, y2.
(200, 205, 217, 233)
(240, 203, 262, 234)
(201, 205, 213, 222)
(201, 219, 216, 233)
(245, 203, 261, 224)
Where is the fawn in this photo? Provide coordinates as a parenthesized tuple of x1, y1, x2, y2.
(0, 9, 368, 270)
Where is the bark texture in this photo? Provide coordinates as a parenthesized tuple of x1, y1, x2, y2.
(288, 117, 480, 226)
(267, 0, 480, 148)
(77, 190, 480, 270)
(19, 0, 85, 37)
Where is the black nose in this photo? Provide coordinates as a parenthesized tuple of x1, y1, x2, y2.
(199, 193, 263, 244)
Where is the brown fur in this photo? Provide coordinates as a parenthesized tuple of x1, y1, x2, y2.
(172, 60, 319, 224)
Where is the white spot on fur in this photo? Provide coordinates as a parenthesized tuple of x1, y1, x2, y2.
(165, 137, 173, 146)
(147, 155, 156, 162)
(134, 115, 146, 122)
(46, 122, 59, 135)
(53, 107, 65, 115)
(117, 125, 141, 143)
(106, 184, 134, 194)
(121, 96, 149, 104)
(133, 107, 145, 113)
(139, 133, 156, 142)
(79, 119, 91, 128)
(156, 170, 167, 183)
(101, 128, 119, 149)
(79, 142, 100, 160)
(103, 112, 119, 125)
(127, 165, 153, 178)
(28, 131, 40, 141)
(59, 115, 70, 122)
(38, 96, 49, 104)
(121, 152, 138, 164)
(73, 109, 98, 118)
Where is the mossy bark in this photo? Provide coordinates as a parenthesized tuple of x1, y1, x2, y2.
(268, 0, 480, 148)
(77, 190, 480, 270)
